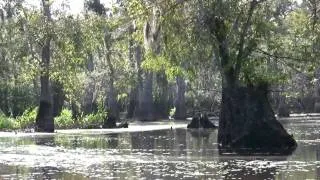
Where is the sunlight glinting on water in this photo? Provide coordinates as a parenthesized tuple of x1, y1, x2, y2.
(0, 118, 319, 179)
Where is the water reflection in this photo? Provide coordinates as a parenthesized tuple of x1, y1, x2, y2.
(222, 163, 277, 180)
(0, 164, 86, 179)
(35, 136, 55, 146)
(0, 119, 319, 179)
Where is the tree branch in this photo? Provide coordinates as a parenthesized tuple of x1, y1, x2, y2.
(234, 0, 266, 79)
(255, 48, 307, 74)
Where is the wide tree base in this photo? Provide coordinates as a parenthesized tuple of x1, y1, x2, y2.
(218, 84, 297, 155)
(103, 116, 117, 128)
(35, 101, 54, 132)
(103, 116, 129, 129)
(187, 114, 217, 129)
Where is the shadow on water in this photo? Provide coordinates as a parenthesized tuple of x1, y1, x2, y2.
(0, 119, 319, 179)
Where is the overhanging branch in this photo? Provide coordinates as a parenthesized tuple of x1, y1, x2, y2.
(255, 48, 308, 74)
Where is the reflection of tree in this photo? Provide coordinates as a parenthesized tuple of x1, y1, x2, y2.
(71, 136, 80, 148)
(172, 129, 187, 157)
(35, 136, 56, 146)
(131, 131, 157, 150)
(37, 166, 61, 179)
(218, 156, 290, 180)
(317, 148, 320, 179)
(130, 129, 189, 156)
(186, 129, 218, 159)
(188, 129, 212, 138)
(105, 133, 119, 149)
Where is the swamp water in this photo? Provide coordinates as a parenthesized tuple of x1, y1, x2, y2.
(0, 119, 319, 180)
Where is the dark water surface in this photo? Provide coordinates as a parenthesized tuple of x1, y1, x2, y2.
(0, 119, 319, 180)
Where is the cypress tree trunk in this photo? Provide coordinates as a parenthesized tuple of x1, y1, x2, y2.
(103, 81, 118, 128)
(36, 37, 54, 132)
(103, 46, 119, 128)
(137, 72, 154, 121)
(133, 8, 161, 121)
(105, 79, 119, 120)
(218, 82, 297, 154)
(131, 44, 145, 120)
(82, 53, 97, 115)
(174, 76, 186, 120)
(52, 81, 64, 117)
(314, 68, 320, 112)
(155, 72, 169, 119)
(278, 95, 290, 117)
(71, 101, 79, 120)
(103, 53, 119, 128)
(127, 24, 138, 119)
(210, 10, 297, 154)
(127, 86, 137, 119)
(168, 84, 175, 115)
(102, 27, 119, 127)
(35, 0, 54, 132)
(134, 7, 161, 121)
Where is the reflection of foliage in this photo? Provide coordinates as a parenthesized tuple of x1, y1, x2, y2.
(54, 134, 120, 149)
(0, 0, 319, 125)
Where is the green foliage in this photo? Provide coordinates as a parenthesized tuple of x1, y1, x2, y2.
(169, 107, 176, 117)
(16, 107, 38, 129)
(241, 58, 288, 85)
(54, 108, 107, 129)
(0, 83, 38, 117)
(0, 113, 17, 130)
(80, 110, 106, 129)
(0, 0, 318, 131)
(54, 109, 74, 129)
(0, 108, 108, 130)
(142, 51, 183, 80)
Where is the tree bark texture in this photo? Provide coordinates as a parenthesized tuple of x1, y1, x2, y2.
(154, 72, 169, 119)
(104, 53, 119, 126)
(174, 76, 186, 120)
(82, 53, 97, 115)
(134, 7, 162, 121)
(35, 0, 54, 132)
(52, 81, 64, 117)
(210, 5, 297, 154)
(218, 83, 297, 154)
